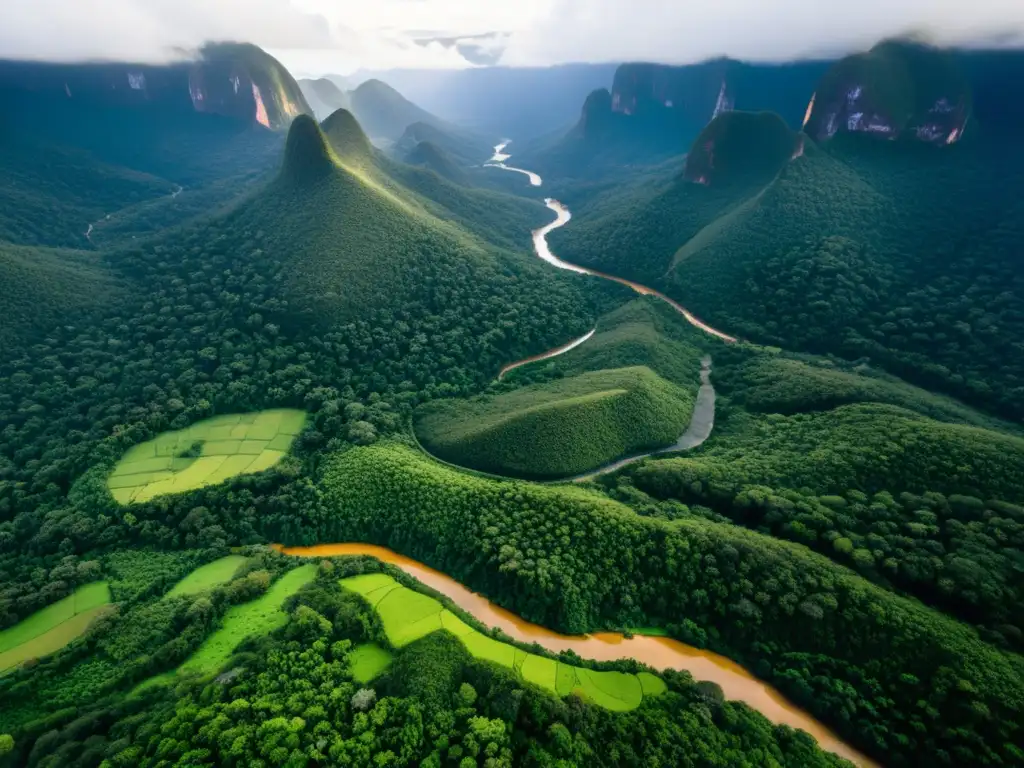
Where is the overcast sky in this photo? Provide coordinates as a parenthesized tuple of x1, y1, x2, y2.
(2, 0, 1023, 74)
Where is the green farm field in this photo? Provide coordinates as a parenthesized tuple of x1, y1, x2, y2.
(414, 366, 693, 479)
(0, 582, 111, 673)
(107, 409, 307, 504)
(349, 643, 394, 683)
(165, 555, 248, 598)
(342, 573, 666, 711)
(178, 564, 317, 675)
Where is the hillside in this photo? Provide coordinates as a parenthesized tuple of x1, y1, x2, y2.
(415, 366, 694, 479)
(402, 141, 469, 184)
(298, 77, 350, 120)
(0, 242, 122, 345)
(349, 79, 446, 143)
(393, 120, 494, 166)
(0, 134, 175, 248)
(552, 94, 1024, 422)
(547, 114, 792, 285)
(0, 44, 302, 247)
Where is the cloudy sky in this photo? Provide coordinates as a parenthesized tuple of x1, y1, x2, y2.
(2, 0, 1023, 73)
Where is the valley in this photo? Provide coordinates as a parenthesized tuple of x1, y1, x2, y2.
(1, 28, 1023, 768)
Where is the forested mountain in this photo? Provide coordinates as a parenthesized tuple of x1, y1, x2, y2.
(551, 43, 1024, 422)
(0, 43, 307, 249)
(521, 58, 829, 177)
(344, 63, 619, 139)
(298, 77, 351, 120)
(348, 79, 449, 144)
(2, 32, 1024, 768)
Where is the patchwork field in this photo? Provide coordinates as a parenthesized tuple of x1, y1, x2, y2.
(0, 582, 112, 673)
(178, 564, 317, 675)
(342, 573, 667, 711)
(414, 366, 693, 479)
(165, 555, 248, 598)
(349, 643, 394, 683)
(107, 409, 307, 504)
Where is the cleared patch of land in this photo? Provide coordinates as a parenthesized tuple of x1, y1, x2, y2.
(165, 555, 248, 598)
(341, 573, 665, 711)
(0, 582, 112, 673)
(349, 643, 394, 683)
(107, 409, 307, 504)
(414, 366, 693, 479)
(178, 564, 317, 675)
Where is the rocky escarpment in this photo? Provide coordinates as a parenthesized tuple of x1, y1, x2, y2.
(804, 41, 971, 145)
(0, 42, 310, 130)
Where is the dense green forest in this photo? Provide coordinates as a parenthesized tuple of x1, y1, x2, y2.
(0, 547, 853, 767)
(3, 38, 1024, 768)
(552, 126, 1024, 423)
(415, 366, 694, 479)
(317, 442, 1024, 767)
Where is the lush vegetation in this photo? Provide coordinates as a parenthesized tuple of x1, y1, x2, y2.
(342, 571, 666, 711)
(0, 242, 123, 346)
(0, 582, 110, 673)
(415, 366, 694, 479)
(317, 441, 1024, 766)
(4, 40, 1024, 768)
(176, 564, 317, 675)
(556, 128, 1024, 422)
(164, 555, 247, 598)
(683, 111, 798, 184)
(348, 79, 446, 141)
(107, 409, 307, 505)
(0, 553, 853, 768)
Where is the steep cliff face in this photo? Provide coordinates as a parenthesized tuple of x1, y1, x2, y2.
(607, 59, 829, 134)
(805, 42, 971, 145)
(0, 43, 310, 130)
(549, 58, 829, 171)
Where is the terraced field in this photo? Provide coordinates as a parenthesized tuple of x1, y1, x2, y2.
(165, 555, 248, 598)
(0, 582, 112, 673)
(107, 409, 307, 504)
(178, 564, 317, 675)
(342, 573, 667, 711)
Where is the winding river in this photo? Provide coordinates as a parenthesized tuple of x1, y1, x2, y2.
(279, 542, 876, 767)
(491, 142, 738, 345)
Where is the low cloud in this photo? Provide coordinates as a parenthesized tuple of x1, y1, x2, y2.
(501, 0, 1024, 66)
(0, 0, 333, 62)
(1, 0, 1022, 72)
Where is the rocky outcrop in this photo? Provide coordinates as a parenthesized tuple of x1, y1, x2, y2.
(608, 59, 829, 134)
(0, 42, 310, 130)
(804, 41, 971, 145)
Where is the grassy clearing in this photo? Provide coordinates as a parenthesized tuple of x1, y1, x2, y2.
(179, 565, 316, 675)
(0, 582, 112, 673)
(415, 366, 693, 479)
(165, 555, 248, 598)
(341, 574, 664, 711)
(107, 409, 306, 505)
(349, 643, 393, 683)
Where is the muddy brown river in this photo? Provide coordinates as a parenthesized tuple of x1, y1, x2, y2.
(279, 542, 877, 767)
